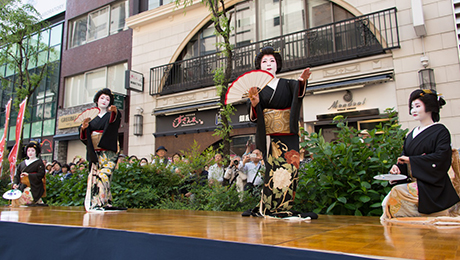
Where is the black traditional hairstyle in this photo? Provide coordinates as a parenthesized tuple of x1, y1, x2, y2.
(254, 46, 282, 73)
(25, 141, 41, 156)
(93, 88, 114, 106)
(409, 89, 446, 122)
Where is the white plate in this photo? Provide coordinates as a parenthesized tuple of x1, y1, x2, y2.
(3, 189, 22, 200)
(373, 174, 407, 181)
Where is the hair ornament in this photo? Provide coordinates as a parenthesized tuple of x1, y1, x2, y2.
(422, 89, 433, 94)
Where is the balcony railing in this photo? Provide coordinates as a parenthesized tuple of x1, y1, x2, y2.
(150, 7, 399, 96)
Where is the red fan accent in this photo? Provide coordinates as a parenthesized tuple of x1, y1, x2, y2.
(225, 70, 274, 105)
(74, 107, 101, 123)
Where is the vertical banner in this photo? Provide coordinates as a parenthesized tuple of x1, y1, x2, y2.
(7, 97, 28, 182)
(0, 98, 12, 175)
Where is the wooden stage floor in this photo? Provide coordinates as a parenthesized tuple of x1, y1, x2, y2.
(1, 206, 459, 259)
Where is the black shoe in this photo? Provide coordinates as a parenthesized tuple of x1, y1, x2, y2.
(103, 206, 127, 211)
(242, 209, 252, 217)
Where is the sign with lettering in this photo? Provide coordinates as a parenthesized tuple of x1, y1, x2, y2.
(113, 94, 125, 110)
(125, 70, 144, 92)
(328, 98, 366, 111)
(156, 104, 254, 134)
(172, 113, 204, 128)
(58, 113, 81, 129)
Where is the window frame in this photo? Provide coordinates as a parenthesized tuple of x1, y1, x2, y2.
(68, 1, 128, 49)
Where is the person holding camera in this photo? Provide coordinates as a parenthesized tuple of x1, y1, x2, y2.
(239, 149, 264, 194)
(223, 156, 242, 188)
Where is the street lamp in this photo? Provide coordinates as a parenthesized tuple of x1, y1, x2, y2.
(418, 56, 436, 90)
(133, 107, 143, 136)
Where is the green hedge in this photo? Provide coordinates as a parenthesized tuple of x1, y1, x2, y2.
(293, 108, 408, 216)
(1, 110, 407, 215)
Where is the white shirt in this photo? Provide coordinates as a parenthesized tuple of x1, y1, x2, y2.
(208, 163, 224, 183)
(239, 161, 264, 186)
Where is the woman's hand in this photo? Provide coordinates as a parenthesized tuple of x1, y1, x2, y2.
(298, 68, 311, 82)
(248, 87, 259, 107)
(108, 105, 117, 113)
(397, 156, 410, 165)
(389, 165, 400, 175)
(81, 118, 91, 130)
(20, 172, 29, 178)
(12, 184, 18, 189)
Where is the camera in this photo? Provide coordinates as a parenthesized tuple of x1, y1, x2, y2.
(233, 160, 239, 166)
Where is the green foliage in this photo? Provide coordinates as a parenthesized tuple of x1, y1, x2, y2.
(24, 143, 257, 212)
(45, 171, 87, 206)
(0, 0, 57, 133)
(0, 172, 12, 206)
(294, 108, 408, 216)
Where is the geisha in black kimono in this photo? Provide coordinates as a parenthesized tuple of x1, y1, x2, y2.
(244, 46, 312, 218)
(381, 89, 460, 220)
(80, 88, 123, 211)
(12, 141, 46, 206)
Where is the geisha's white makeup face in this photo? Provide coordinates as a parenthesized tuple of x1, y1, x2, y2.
(97, 94, 111, 109)
(410, 99, 431, 122)
(27, 147, 37, 160)
(260, 55, 277, 76)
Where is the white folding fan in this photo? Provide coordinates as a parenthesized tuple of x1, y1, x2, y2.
(74, 107, 101, 123)
(225, 70, 274, 105)
(3, 189, 22, 200)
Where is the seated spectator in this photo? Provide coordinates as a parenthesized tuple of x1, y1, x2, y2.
(62, 164, 73, 179)
(51, 161, 62, 176)
(45, 162, 53, 174)
(139, 158, 149, 166)
(128, 155, 138, 164)
(69, 163, 77, 174)
(115, 154, 127, 169)
(208, 153, 224, 184)
(152, 146, 169, 165)
(171, 153, 182, 174)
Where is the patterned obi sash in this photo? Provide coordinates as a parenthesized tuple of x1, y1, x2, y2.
(91, 130, 103, 150)
(263, 108, 290, 135)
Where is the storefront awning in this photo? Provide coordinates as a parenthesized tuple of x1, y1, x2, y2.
(153, 101, 220, 116)
(306, 74, 392, 93)
(53, 132, 80, 141)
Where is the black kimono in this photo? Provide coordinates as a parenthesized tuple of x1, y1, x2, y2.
(248, 78, 307, 217)
(13, 159, 45, 203)
(397, 124, 459, 214)
(80, 109, 121, 211)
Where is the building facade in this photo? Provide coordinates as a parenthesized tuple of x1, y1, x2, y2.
(124, 0, 460, 160)
(0, 1, 66, 163)
(54, 0, 134, 163)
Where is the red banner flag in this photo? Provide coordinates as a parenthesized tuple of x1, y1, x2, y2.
(8, 97, 28, 182)
(0, 98, 12, 175)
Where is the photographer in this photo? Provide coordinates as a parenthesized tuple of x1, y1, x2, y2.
(223, 156, 243, 190)
(239, 149, 264, 194)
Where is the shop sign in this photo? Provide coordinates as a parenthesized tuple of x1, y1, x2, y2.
(114, 94, 124, 110)
(58, 113, 81, 129)
(172, 113, 204, 128)
(125, 70, 144, 92)
(328, 98, 366, 111)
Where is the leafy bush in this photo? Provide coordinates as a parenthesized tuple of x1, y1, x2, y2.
(45, 169, 87, 206)
(294, 108, 408, 216)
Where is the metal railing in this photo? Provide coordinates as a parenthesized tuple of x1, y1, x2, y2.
(150, 8, 399, 96)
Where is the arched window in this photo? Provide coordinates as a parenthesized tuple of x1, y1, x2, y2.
(179, 0, 354, 60)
